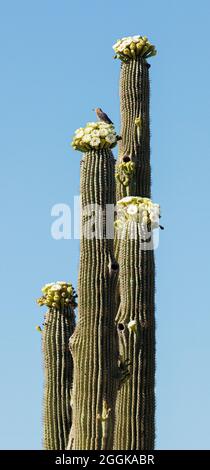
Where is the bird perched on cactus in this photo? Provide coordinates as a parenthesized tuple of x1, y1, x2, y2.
(93, 108, 122, 141)
(93, 107, 113, 124)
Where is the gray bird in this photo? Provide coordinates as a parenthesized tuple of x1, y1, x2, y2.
(93, 107, 113, 124)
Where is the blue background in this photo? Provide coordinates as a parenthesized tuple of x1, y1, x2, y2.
(0, 0, 209, 450)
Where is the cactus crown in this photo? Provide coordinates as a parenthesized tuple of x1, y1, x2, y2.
(37, 281, 77, 309)
(72, 121, 118, 152)
(113, 35, 156, 62)
(116, 196, 160, 227)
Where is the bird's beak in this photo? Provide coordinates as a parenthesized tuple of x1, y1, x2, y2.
(92, 108, 95, 111)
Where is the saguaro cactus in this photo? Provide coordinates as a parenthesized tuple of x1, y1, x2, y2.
(37, 282, 77, 450)
(68, 122, 120, 450)
(37, 33, 161, 451)
(113, 35, 158, 450)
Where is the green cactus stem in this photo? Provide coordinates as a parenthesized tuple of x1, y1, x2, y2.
(37, 282, 77, 450)
(68, 146, 120, 450)
(114, 36, 156, 200)
(113, 36, 158, 450)
(114, 211, 156, 450)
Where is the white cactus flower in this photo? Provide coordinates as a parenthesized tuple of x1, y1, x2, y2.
(113, 40, 121, 50)
(90, 137, 101, 147)
(139, 204, 148, 211)
(99, 128, 109, 137)
(99, 121, 109, 127)
(75, 130, 84, 139)
(51, 284, 62, 291)
(118, 44, 126, 52)
(75, 127, 83, 134)
(132, 35, 141, 42)
(127, 204, 138, 215)
(86, 122, 98, 128)
(83, 134, 91, 143)
(91, 129, 100, 137)
(42, 282, 54, 293)
(122, 39, 132, 48)
(84, 127, 92, 134)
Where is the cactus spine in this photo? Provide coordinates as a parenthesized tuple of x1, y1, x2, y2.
(69, 148, 119, 450)
(37, 282, 76, 449)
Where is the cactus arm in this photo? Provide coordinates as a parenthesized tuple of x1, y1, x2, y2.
(37, 283, 76, 449)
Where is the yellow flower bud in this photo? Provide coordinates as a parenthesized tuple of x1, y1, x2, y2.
(36, 325, 42, 333)
(53, 294, 60, 301)
(123, 48, 132, 57)
(130, 41, 136, 50)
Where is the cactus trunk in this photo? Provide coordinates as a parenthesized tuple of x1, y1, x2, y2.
(42, 305, 75, 449)
(114, 222, 155, 449)
(69, 149, 119, 450)
(114, 54, 156, 449)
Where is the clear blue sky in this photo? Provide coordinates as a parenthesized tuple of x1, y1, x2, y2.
(0, 0, 210, 450)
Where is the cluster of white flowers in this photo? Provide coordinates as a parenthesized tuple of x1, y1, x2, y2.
(72, 122, 117, 152)
(116, 196, 160, 228)
(37, 281, 77, 309)
(113, 35, 156, 61)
